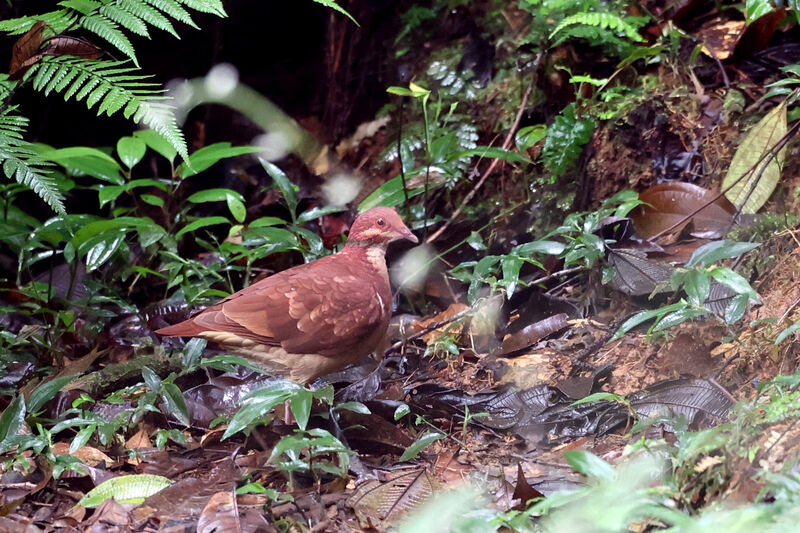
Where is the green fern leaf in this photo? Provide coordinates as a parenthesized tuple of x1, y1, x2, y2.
(177, 0, 226, 17)
(100, 4, 151, 37)
(550, 12, 644, 43)
(0, 110, 65, 215)
(59, 0, 102, 15)
(28, 57, 187, 160)
(81, 12, 138, 64)
(542, 103, 596, 179)
(119, 0, 179, 37)
(143, 0, 198, 30)
(0, 10, 76, 35)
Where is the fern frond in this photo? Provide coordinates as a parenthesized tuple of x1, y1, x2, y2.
(81, 12, 138, 64)
(117, 0, 178, 37)
(0, 10, 77, 35)
(177, 0, 226, 17)
(0, 110, 65, 215)
(550, 12, 644, 43)
(143, 0, 198, 30)
(27, 57, 187, 160)
(99, 4, 151, 37)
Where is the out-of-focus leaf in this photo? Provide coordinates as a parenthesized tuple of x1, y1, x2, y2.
(722, 101, 787, 213)
(542, 103, 596, 179)
(563, 450, 615, 481)
(725, 293, 750, 324)
(454, 146, 532, 164)
(775, 322, 800, 344)
(134, 129, 177, 162)
(515, 124, 547, 152)
(399, 431, 445, 462)
(297, 205, 345, 223)
(394, 404, 411, 420)
(78, 474, 172, 507)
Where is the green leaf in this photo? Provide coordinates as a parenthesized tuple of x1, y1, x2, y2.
(745, 0, 777, 23)
(358, 174, 425, 211)
(223, 380, 302, 439)
(709, 267, 757, 297)
(70, 424, 96, 453)
(454, 146, 532, 164)
(685, 240, 760, 268)
(116, 136, 146, 168)
(259, 158, 297, 215)
(226, 194, 246, 223)
(394, 403, 410, 420)
(82, 228, 126, 271)
(141, 193, 164, 207)
(181, 338, 207, 368)
(335, 401, 371, 414)
(563, 450, 615, 481)
(0, 395, 26, 451)
(722, 101, 787, 213)
(512, 240, 566, 256)
(653, 307, 709, 331)
(28, 374, 75, 413)
(312, 0, 359, 25)
(775, 322, 800, 344)
(134, 129, 177, 162)
(297, 205, 345, 223)
(290, 389, 313, 431)
(78, 474, 171, 507)
(162, 383, 190, 426)
(612, 302, 687, 340)
(542, 103, 596, 179)
(399, 431, 445, 461)
(515, 124, 547, 152)
(141, 366, 162, 393)
(175, 216, 229, 238)
(725, 293, 750, 324)
(179, 143, 260, 178)
(682, 269, 710, 307)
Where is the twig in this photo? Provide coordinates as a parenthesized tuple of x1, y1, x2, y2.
(389, 307, 472, 351)
(426, 55, 542, 244)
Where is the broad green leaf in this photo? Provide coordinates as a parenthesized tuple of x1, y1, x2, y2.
(179, 143, 261, 179)
(223, 380, 302, 439)
(501, 255, 524, 297)
(70, 424, 96, 453)
(745, 0, 776, 23)
(335, 401, 371, 414)
(512, 240, 566, 257)
(685, 240, 760, 268)
(611, 302, 687, 340)
(394, 403, 410, 420)
(682, 269, 710, 307)
(710, 267, 756, 297)
(515, 124, 547, 152)
(563, 450, 615, 481)
(226, 194, 246, 223)
(725, 293, 750, 324)
(141, 366, 162, 393)
(290, 389, 313, 431)
(141, 194, 164, 207)
(78, 474, 171, 507)
(0, 395, 26, 451)
(28, 374, 75, 413)
(134, 129, 177, 162)
(542, 103, 596, 179)
(186, 187, 245, 204)
(722, 101, 786, 213)
(297, 205, 345, 223)
(399, 431, 445, 461)
(358, 174, 425, 210)
(454, 146, 532, 164)
(775, 322, 800, 344)
(181, 338, 207, 368)
(259, 158, 297, 215)
(175, 216, 229, 238)
(162, 383, 190, 427)
(653, 307, 710, 331)
(116, 136, 146, 168)
(82, 229, 126, 271)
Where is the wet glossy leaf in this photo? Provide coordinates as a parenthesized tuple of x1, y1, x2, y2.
(710, 267, 756, 296)
(394, 403, 411, 420)
(725, 293, 749, 324)
(175, 216, 229, 238)
(134, 129, 177, 162)
(179, 143, 260, 179)
(223, 380, 302, 439)
(83, 228, 126, 271)
(515, 124, 547, 152)
(0, 395, 26, 451)
(162, 383, 190, 426)
(28, 374, 74, 413)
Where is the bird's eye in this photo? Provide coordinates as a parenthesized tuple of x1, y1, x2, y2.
(377, 218, 385, 226)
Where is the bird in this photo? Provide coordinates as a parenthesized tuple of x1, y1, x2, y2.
(156, 207, 418, 383)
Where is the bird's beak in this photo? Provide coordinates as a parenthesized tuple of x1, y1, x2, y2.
(397, 226, 419, 244)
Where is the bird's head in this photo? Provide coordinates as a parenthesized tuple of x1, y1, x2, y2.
(346, 207, 419, 247)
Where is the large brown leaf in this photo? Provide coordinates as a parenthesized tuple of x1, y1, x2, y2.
(631, 182, 736, 239)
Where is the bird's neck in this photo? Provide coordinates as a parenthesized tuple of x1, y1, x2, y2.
(342, 242, 389, 277)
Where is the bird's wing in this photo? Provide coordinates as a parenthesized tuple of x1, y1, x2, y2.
(216, 257, 388, 356)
